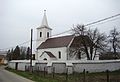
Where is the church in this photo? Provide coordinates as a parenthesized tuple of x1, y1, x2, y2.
(36, 10, 99, 61)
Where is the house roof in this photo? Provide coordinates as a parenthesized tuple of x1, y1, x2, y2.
(40, 51, 56, 58)
(0, 55, 5, 59)
(37, 35, 74, 49)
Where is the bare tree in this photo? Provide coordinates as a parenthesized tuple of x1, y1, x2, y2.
(20, 46, 27, 59)
(108, 28, 120, 57)
(71, 24, 107, 60)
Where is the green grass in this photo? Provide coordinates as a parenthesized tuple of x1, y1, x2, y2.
(5, 67, 120, 82)
(5, 67, 58, 82)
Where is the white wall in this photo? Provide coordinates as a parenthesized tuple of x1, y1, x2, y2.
(37, 47, 67, 61)
(72, 60, 120, 72)
(36, 62, 47, 71)
(52, 63, 66, 73)
(8, 60, 120, 74)
(35, 60, 120, 74)
(8, 60, 38, 71)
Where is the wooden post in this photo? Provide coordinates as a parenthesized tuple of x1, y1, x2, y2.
(25, 65, 26, 71)
(52, 67, 55, 78)
(44, 67, 46, 77)
(30, 29, 33, 72)
(106, 70, 110, 82)
(83, 69, 86, 82)
(66, 68, 68, 81)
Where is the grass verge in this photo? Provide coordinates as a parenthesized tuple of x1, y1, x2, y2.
(5, 67, 58, 82)
(5, 67, 120, 82)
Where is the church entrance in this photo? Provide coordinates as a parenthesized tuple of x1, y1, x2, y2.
(43, 58, 47, 60)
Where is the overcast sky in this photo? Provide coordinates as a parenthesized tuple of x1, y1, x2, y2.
(0, 0, 120, 51)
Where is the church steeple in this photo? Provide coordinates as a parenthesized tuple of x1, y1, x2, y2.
(36, 10, 52, 48)
(41, 10, 49, 27)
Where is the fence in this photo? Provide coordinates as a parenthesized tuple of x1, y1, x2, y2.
(34, 60, 120, 74)
(8, 60, 120, 74)
(24, 66, 120, 82)
(8, 60, 120, 82)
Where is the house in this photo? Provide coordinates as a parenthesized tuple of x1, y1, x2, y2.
(0, 55, 6, 64)
(36, 10, 99, 61)
(0, 51, 7, 64)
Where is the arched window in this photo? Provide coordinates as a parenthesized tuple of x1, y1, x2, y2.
(43, 58, 47, 60)
(40, 32, 42, 37)
(47, 32, 49, 38)
(58, 51, 61, 59)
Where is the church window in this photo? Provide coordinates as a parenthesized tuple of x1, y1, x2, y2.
(47, 32, 49, 38)
(40, 32, 42, 37)
(58, 51, 61, 59)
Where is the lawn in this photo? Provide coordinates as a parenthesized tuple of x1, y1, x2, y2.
(5, 67, 120, 82)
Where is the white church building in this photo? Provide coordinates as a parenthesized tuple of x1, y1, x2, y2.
(8, 10, 120, 74)
(36, 10, 97, 61)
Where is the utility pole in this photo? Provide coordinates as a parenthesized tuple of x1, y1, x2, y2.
(30, 29, 33, 71)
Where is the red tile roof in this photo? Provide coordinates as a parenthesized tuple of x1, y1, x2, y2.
(37, 35, 74, 49)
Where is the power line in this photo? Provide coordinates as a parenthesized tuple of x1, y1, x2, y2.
(1, 13, 120, 51)
(52, 13, 120, 36)
(86, 16, 120, 28)
(85, 13, 120, 26)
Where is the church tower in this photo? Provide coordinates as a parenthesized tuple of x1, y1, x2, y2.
(36, 10, 52, 48)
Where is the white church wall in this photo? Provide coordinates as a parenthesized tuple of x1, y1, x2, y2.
(37, 47, 67, 61)
(36, 28, 52, 48)
(40, 53, 51, 60)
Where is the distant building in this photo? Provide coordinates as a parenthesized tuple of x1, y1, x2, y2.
(36, 10, 99, 61)
(0, 51, 7, 64)
(0, 55, 7, 64)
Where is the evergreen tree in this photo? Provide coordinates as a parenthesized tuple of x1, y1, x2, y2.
(13, 45, 20, 60)
(26, 47, 30, 60)
(6, 49, 11, 61)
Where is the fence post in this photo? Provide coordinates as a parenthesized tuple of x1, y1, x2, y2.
(32, 66, 33, 73)
(73, 67, 74, 76)
(25, 65, 26, 71)
(66, 68, 68, 81)
(83, 69, 86, 82)
(106, 70, 110, 82)
(44, 67, 46, 77)
(52, 67, 55, 78)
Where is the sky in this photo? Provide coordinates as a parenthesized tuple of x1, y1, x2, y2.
(0, 0, 120, 51)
